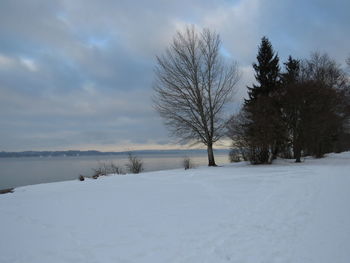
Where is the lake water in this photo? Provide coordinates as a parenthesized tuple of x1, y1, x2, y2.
(0, 151, 230, 189)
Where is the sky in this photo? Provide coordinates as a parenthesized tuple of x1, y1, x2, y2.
(0, 0, 349, 151)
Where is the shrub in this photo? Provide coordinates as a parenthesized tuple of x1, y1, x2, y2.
(91, 162, 124, 179)
(92, 166, 106, 177)
(183, 157, 194, 170)
(228, 150, 241, 162)
(126, 153, 143, 174)
(109, 162, 124, 175)
(0, 188, 14, 194)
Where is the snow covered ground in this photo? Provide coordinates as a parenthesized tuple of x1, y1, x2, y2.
(1, 152, 350, 263)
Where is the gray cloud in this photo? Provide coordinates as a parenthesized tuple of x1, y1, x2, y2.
(0, 0, 349, 151)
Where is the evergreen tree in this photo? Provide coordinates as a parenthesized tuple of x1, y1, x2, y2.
(281, 56, 300, 85)
(243, 37, 283, 164)
(280, 56, 303, 162)
(228, 42, 350, 165)
(245, 36, 280, 104)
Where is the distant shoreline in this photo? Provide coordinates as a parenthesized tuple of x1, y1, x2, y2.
(0, 149, 230, 158)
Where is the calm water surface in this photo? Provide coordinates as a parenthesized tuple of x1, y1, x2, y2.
(0, 152, 230, 189)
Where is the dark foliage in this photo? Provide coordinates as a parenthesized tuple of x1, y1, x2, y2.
(0, 188, 14, 194)
(227, 41, 350, 164)
(281, 53, 350, 159)
(242, 37, 285, 164)
(228, 149, 241, 162)
(246, 36, 280, 102)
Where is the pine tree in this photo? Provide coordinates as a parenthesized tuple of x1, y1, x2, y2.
(280, 56, 303, 162)
(281, 56, 300, 85)
(245, 36, 280, 104)
(243, 37, 282, 164)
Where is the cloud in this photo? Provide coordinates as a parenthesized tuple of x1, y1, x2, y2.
(20, 58, 38, 72)
(0, 0, 349, 151)
(200, 0, 261, 65)
(0, 54, 16, 68)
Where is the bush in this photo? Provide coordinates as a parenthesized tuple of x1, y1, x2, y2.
(92, 166, 106, 177)
(183, 157, 194, 170)
(126, 153, 143, 174)
(228, 150, 241, 162)
(109, 162, 124, 175)
(91, 162, 124, 179)
(0, 188, 14, 194)
(247, 147, 271, 165)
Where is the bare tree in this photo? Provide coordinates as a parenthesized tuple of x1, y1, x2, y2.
(153, 26, 240, 166)
(278, 53, 350, 159)
(300, 52, 348, 90)
(226, 110, 250, 160)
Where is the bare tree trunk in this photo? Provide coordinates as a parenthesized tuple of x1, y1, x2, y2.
(294, 149, 301, 163)
(267, 146, 274, 164)
(207, 143, 216, 166)
(294, 139, 301, 163)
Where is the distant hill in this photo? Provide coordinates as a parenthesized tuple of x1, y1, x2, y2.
(0, 149, 229, 158)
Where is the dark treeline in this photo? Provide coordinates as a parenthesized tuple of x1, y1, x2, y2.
(227, 37, 350, 164)
(0, 150, 115, 158)
(0, 149, 230, 158)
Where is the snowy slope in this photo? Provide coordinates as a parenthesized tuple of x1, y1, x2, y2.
(1, 152, 350, 263)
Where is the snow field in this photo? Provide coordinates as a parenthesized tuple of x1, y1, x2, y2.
(1, 152, 350, 263)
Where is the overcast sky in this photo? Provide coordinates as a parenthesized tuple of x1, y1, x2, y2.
(0, 0, 349, 151)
